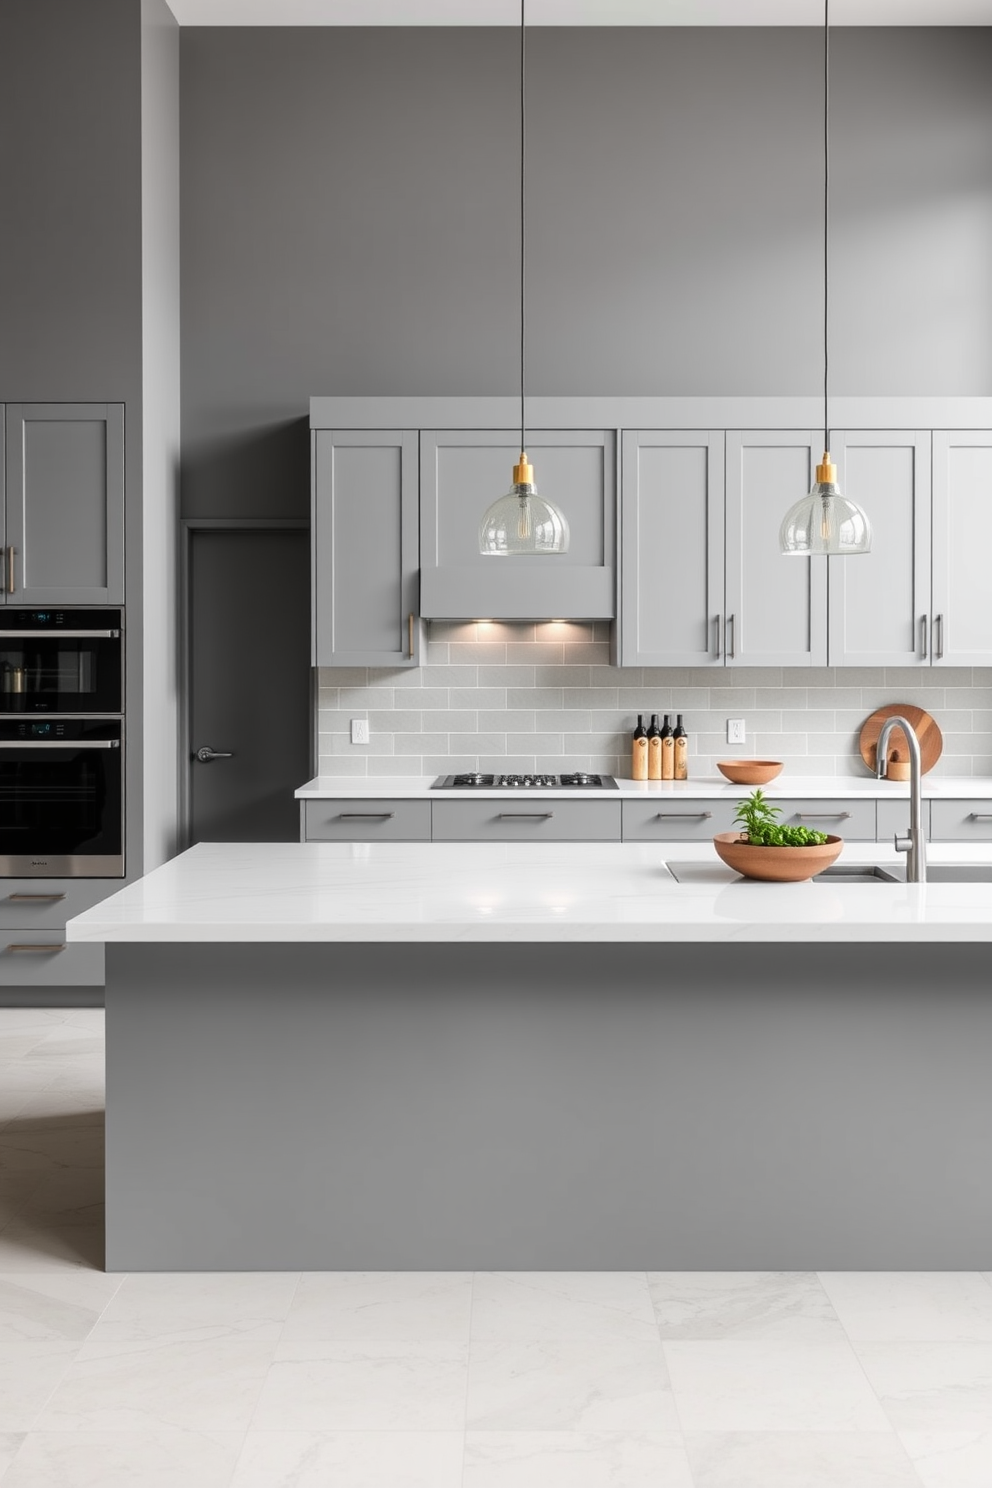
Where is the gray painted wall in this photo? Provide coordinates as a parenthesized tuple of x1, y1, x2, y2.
(180, 25, 992, 519)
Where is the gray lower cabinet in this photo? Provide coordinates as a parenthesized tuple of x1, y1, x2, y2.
(303, 799, 431, 841)
(420, 429, 616, 620)
(622, 799, 738, 841)
(0, 881, 111, 988)
(311, 429, 421, 667)
(3, 403, 124, 604)
(877, 798, 931, 844)
(431, 799, 621, 842)
(930, 801, 992, 841)
(772, 798, 877, 840)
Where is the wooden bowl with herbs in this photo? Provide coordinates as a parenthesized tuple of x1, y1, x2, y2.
(714, 789, 843, 882)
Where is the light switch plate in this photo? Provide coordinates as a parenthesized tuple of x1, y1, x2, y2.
(350, 718, 370, 745)
(727, 718, 746, 745)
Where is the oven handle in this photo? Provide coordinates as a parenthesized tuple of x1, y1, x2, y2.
(0, 739, 120, 749)
(0, 629, 121, 639)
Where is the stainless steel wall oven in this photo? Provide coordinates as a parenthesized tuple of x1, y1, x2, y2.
(0, 719, 124, 877)
(0, 608, 123, 714)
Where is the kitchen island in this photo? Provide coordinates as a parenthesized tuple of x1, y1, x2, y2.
(68, 840, 992, 1271)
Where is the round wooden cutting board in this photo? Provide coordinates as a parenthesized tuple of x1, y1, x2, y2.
(859, 704, 943, 776)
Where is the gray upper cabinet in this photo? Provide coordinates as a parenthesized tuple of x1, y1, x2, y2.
(419, 429, 616, 620)
(726, 431, 827, 667)
(619, 431, 725, 666)
(311, 429, 421, 667)
(827, 431, 932, 668)
(3, 404, 124, 605)
(932, 431, 992, 665)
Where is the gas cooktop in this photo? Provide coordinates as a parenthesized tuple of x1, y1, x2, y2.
(433, 773, 618, 790)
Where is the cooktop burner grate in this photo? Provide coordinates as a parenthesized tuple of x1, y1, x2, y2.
(435, 772, 618, 790)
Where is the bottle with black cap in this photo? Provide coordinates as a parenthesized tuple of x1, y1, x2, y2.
(631, 714, 648, 781)
(673, 714, 689, 780)
(660, 714, 675, 780)
(647, 714, 662, 780)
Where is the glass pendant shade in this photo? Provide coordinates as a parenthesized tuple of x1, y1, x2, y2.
(780, 453, 872, 556)
(479, 454, 569, 556)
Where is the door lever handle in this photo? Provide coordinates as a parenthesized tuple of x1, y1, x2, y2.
(195, 745, 234, 764)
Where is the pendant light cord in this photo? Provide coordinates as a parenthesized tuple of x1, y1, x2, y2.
(520, 0, 526, 458)
(823, 0, 830, 454)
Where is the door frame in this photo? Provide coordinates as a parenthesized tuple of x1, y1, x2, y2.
(178, 517, 311, 851)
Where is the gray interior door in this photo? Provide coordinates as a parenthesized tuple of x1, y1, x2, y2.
(187, 525, 311, 843)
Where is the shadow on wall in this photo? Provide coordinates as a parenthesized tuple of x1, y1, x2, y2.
(181, 417, 310, 519)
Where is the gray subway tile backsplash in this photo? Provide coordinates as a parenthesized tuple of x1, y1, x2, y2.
(316, 623, 992, 779)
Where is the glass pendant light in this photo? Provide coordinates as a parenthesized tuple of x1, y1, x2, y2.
(781, 0, 871, 557)
(479, 0, 569, 557)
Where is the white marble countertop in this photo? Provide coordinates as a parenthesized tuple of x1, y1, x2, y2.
(295, 773, 992, 800)
(66, 839, 992, 945)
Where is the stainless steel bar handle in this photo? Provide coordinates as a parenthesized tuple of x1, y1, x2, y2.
(6, 548, 14, 595)
(498, 812, 554, 819)
(408, 613, 414, 659)
(0, 629, 121, 639)
(655, 811, 712, 819)
(7, 893, 66, 903)
(337, 812, 395, 820)
(0, 739, 119, 749)
(726, 613, 736, 660)
(935, 613, 945, 660)
(920, 614, 928, 660)
(969, 814, 992, 821)
(713, 614, 722, 658)
(6, 943, 65, 953)
(195, 746, 234, 763)
(797, 811, 851, 819)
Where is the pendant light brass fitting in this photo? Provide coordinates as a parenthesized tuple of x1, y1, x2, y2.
(512, 453, 535, 487)
(815, 452, 838, 485)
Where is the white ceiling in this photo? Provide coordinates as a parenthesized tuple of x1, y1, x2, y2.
(166, 0, 992, 25)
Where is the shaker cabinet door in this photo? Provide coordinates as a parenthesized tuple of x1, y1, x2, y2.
(4, 404, 124, 605)
(312, 429, 421, 667)
(931, 431, 992, 665)
(619, 430, 725, 667)
(419, 429, 616, 620)
(725, 431, 827, 667)
(827, 431, 931, 667)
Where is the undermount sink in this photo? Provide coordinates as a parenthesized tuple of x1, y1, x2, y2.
(813, 865, 900, 884)
(814, 864, 992, 885)
(921, 865, 992, 883)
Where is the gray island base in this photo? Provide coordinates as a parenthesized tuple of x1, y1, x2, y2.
(106, 940, 991, 1272)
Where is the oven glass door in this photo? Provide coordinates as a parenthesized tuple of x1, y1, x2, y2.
(0, 610, 122, 714)
(0, 721, 124, 875)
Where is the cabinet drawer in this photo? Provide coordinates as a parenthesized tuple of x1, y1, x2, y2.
(930, 801, 992, 841)
(877, 799, 931, 843)
(304, 800, 431, 842)
(622, 800, 738, 841)
(431, 800, 621, 842)
(772, 798, 876, 841)
(0, 881, 109, 930)
(0, 933, 104, 987)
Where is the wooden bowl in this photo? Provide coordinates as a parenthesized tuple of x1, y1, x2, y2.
(716, 760, 784, 785)
(713, 832, 843, 883)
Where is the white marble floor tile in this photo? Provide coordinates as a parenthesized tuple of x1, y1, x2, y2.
(855, 1342, 992, 1431)
(471, 1272, 657, 1342)
(37, 1336, 275, 1433)
(0, 1012, 66, 1031)
(0, 1220, 103, 1273)
(684, 1430, 923, 1487)
(26, 1031, 105, 1058)
(18, 1171, 103, 1230)
(664, 1341, 892, 1432)
(9, 1095, 102, 1123)
(3, 1428, 243, 1488)
(648, 1272, 844, 1342)
(251, 1340, 470, 1431)
(463, 1430, 694, 1488)
(899, 1430, 992, 1488)
(819, 1273, 992, 1343)
(90, 1272, 299, 1345)
(0, 1343, 80, 1432)
(230, 1429, 465, 1488)
(0, 1272, 121, 1344)
(281, 1270, 472, 1344)
(0, 1034, 55, 1062)
(0, 1432, 23, 1480)
(0, 1123, 103, 1175)
(0, 1064, 64, 1094)
(467, 1336, 678, 1432)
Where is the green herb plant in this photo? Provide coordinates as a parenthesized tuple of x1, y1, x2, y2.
(733, 789, 829, 847)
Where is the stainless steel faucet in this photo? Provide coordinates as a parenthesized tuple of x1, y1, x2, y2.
(875, 715, 927, 883)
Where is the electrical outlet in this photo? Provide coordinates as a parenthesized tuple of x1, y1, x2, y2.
(727, 718, 746, 745)
(350, 718, 370, 745)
